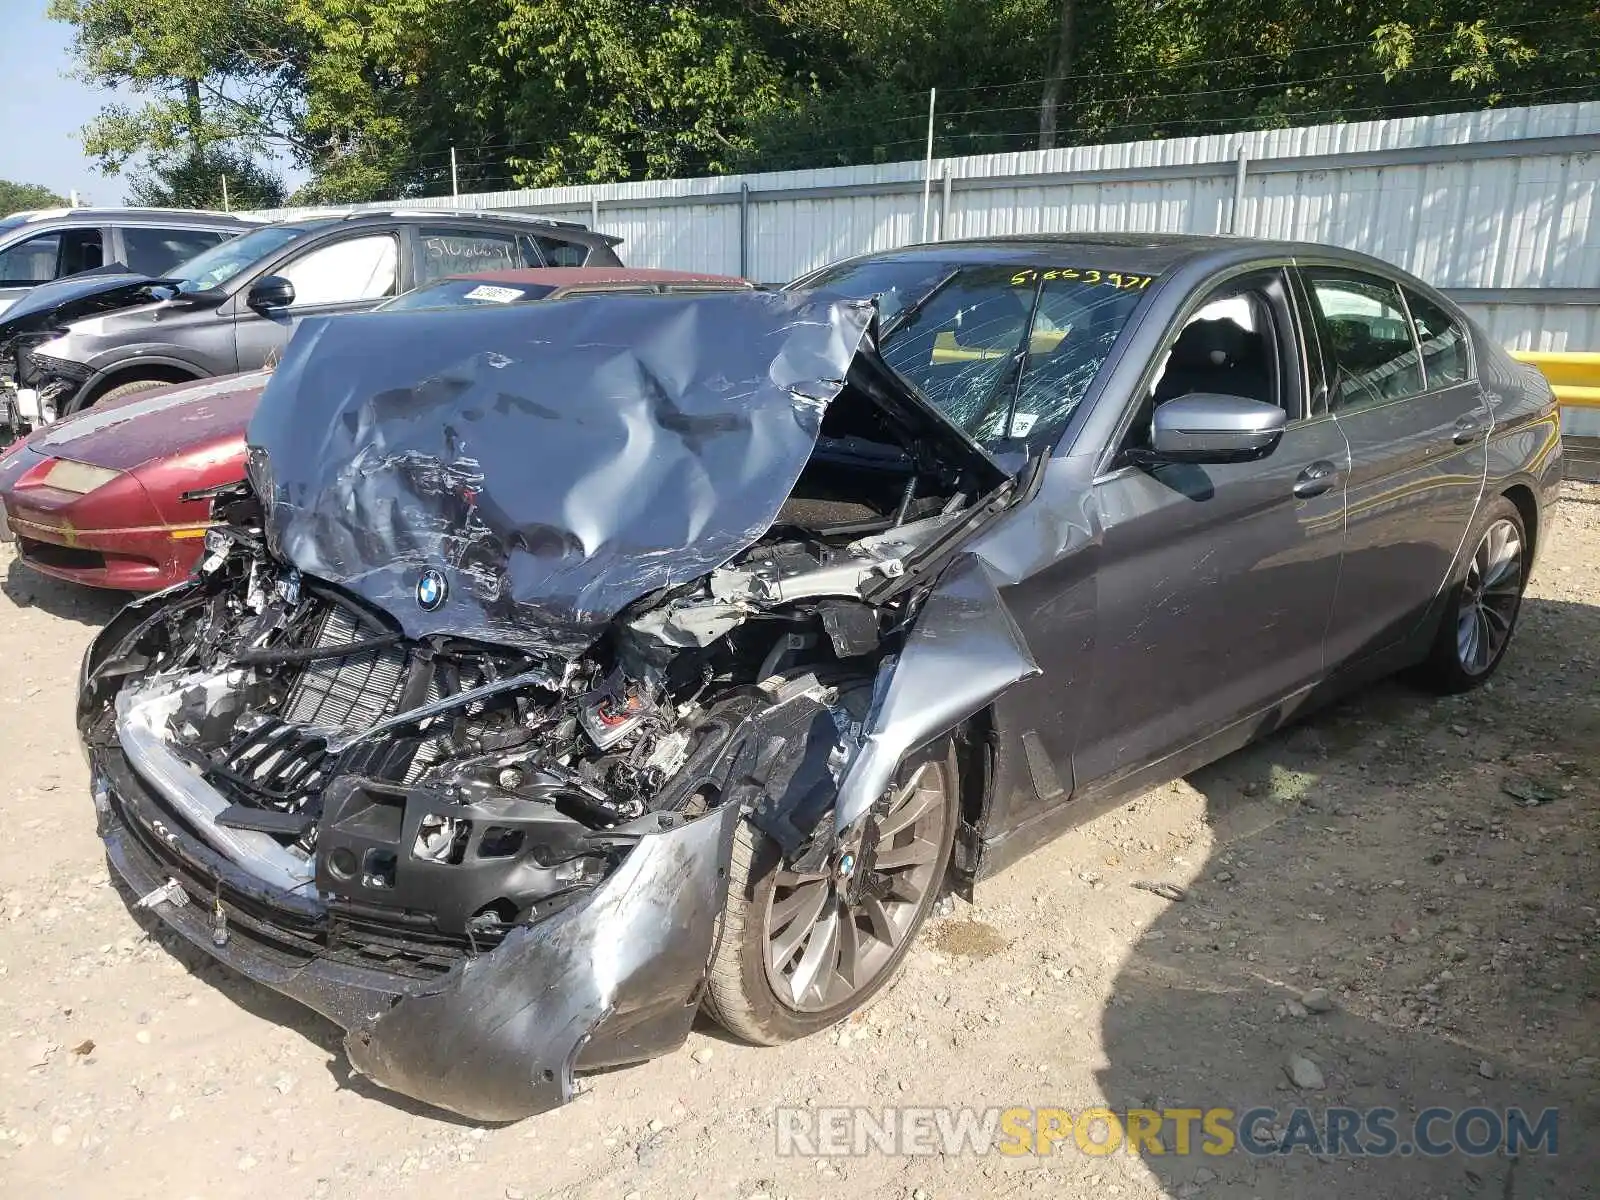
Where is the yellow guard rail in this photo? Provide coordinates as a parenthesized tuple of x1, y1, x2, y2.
(1512, 351, 1600, 410)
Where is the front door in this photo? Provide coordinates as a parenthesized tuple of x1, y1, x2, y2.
(1073, 267, 1350, 786)
(1297, 267, 1489, 666)
(233, 230, 402, 371)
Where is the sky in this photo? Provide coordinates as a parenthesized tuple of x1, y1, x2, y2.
(0, 2, 305, 206)
(0, 3, 129, 203)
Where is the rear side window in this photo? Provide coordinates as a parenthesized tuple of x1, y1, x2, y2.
(1405, 289, 1472, 388)
(1303, 269, 1424, 411)
(122, 227, 232, 277)
(280, 234, 398, 306)
(418, 227, 535, 282)
(535, 236, 589, 267)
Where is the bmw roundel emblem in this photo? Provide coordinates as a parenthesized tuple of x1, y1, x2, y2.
(416, 568, 447, 612)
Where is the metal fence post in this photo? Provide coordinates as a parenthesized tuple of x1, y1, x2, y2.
(920, 88, 937, 243)
(739, 182, 751, 279)
(1230, 144, 1250, 235)
(940, 166, 953, 241)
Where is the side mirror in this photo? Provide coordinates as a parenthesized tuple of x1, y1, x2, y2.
(246, 275, 295, 311)
(1144, 393, 1286, 464)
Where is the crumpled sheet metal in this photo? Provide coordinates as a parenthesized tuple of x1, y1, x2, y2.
(247, 291, 875, 656)
(345, 801, 741, 1121)
(833, 556, 1042, 833)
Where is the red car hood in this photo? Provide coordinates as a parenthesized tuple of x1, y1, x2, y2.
(26, 371, 270, 472)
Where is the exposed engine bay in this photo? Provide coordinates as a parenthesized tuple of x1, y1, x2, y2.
(86, 487, 980, 945)
(75, 290, 1030, 1119)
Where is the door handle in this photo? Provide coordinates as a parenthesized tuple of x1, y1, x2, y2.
(1453, 416, 1486, 444)
(1293, 461, 1339, 499)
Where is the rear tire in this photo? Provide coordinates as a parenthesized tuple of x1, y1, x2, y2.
(702, 742, 959, 1045)
(1416, 495, 1528, 694)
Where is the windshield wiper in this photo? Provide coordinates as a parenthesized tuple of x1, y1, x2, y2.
(880, 268, 960, 339)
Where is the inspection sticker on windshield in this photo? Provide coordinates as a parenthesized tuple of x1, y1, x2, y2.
(1009, 267, 1156, 290)
(462, 284, 524, 303)
(1007, 413, 1039, 438)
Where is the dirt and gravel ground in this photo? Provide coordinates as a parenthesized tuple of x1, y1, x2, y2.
(0, 488, 1595, 1200)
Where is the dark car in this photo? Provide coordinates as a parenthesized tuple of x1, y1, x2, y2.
(0, 268, 752, 590)
(7, 209, 622, 430)
(0, 206, 251, 315)
(76, 234, 1559, 1122)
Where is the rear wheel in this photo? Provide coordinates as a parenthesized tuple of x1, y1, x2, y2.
(1417, 495, 1528, 693)
(702, 743, 958, 1044)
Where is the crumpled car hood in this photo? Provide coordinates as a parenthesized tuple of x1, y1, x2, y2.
(247, 289, 916, 657)
(0, 264, 174, 345)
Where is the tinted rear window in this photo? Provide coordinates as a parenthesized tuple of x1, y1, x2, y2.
(123, 227, 234, 276)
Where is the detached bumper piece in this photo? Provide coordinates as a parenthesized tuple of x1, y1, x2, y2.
(90, 744, 739, 1121)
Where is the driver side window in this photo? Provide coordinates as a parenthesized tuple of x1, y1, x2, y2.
(1124, 271, 1292, 456)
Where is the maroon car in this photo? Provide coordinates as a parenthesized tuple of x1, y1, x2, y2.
(0, 268, 752, 590)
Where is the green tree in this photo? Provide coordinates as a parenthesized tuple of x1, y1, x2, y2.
(49, 0, 309, 167)
(124, 146, 286, 210)
(49, 0, 1600, 200)
(0, 180, 70, 215)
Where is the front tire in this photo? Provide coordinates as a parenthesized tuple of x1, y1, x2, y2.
(80, 378, 173, 412)
(702, 742, 959, 1045)
(1417, 495, 1528, 693)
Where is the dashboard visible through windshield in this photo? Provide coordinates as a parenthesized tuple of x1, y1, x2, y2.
(796, 259, 1156, 453)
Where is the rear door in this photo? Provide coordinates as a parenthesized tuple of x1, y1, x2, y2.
(232, 229, 403, 371)
(1297, 266, 1489, 666)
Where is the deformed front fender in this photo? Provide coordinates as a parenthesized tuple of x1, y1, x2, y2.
(344, 800, 741, 1122)
(834, 557, 1040, 834)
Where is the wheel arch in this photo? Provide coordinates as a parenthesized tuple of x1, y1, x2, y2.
(71, 358, 207, 412)
(1500, 481, 1540, 565)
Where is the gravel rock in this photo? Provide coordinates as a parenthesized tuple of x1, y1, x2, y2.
(1286, 1054, 1326, 1090)
(1477, 1060, 1497, 1079)
(1301, 988, 1334, 1013)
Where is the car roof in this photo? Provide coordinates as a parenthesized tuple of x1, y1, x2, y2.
(820, 232, 1400, 277)
(264, 208, 622, 246)
(0, 207, 253, 229)
(447, 267, 751, 288)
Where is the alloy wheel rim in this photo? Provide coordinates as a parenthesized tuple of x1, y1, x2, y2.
(763, 762, 947, 1013)
(1456, 518, 1523, 675)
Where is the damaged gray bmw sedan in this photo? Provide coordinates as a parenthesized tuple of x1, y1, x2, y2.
(78, 234, 1561, 1121)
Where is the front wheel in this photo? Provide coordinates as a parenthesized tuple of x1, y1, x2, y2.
(702, 743, 958, 1044)
(1416, 495, 1528, 693)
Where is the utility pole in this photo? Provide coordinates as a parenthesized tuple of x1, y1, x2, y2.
(451, 147, 460, 198)
(221, 175, 230, 212)
(920, 88, 937, 243)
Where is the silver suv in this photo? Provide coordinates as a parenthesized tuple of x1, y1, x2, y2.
(0, 207, 253, 314)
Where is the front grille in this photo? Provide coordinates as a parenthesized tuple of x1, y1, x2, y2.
(207, 716, 334, 814)
(282, 606, 407, 730)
